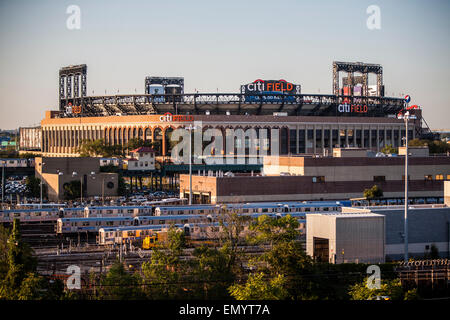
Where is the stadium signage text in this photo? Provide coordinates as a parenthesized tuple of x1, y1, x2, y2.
(242, 79, 301, 95)
(159, 112, 194, 122)
(65, 103, 81, 114)
(338, 103, 368, 113)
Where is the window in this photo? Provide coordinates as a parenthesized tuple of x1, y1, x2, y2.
(134, 162, 138, 167)
(447, 175, 450, 180)
(373, 176, 386, 182)
(424, 175, 433, 181)
(436, 174, 444, 181)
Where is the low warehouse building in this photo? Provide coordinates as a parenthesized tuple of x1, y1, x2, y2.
(306, 212, 385, 264)
(179, 149, 450, 204)
(35, 157, 118, 201)
(342, 205, 450, 261)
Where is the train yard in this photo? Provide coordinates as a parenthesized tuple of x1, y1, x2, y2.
(2, 201, 325, 279)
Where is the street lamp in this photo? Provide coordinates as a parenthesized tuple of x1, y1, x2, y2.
(90, 172, 112, 206)
(73, 171, 95, 205)
(1, 160, 5, 209)
(185, 124, 197, 205)
(397, 109, 416, 262)
(56, 171, 63, 203)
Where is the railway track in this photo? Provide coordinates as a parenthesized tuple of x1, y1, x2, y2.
(35, 244, 269, 275)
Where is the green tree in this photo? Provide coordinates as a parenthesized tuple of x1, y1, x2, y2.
(0, 225, 10, 278)
(141, 226, 187, 299)
(409, 138, 450, 154)
(381, 144, 397, 155)
(228, 272, 289, 300)
(216, 207, 252, 273)
(0, 219, 43, 300)
(25, 176, 47, 198)
(348, 278, 418, 300)
(424, 244, 440, 259)
(249, 214, 300, 247)
(363, 185, 383, 200)
(77, 139, 125, 157)
(188, 246, 236, 299)
(246, 215, 316, 300)
(63, 180, 81, 200)
(98, 260, 144, 300)
(126, 138, 155, 151)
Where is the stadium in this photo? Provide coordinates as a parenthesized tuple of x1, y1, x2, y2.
(38, 61, 433, 159)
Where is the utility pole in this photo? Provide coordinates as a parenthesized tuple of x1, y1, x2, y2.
(404, 115, 409, 262)
(398, 95, 416, 262)
(1, 160, 5, 209)
(185, 124, 197, 205)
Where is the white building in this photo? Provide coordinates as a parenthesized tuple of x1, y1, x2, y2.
(125, 147, 156, 171)
(306, 212, 385, 264)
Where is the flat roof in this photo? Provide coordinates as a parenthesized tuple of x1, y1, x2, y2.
(307, 212, 383, 218)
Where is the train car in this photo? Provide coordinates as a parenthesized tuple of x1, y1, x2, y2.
(0, 158, 29, 168)
(98, 225, 166, 245)
(56, 216, 135, 234)
(142, 231, 168, 249)
(155, 201, 345, 216)
(84, 206, 154, 218)
(0, 207, 61, 223)
(58, 213, 211, 234)
(0, 206, 87, 223)
(154, 204, 219, 216)
(61, 207, 85, 218)
(99, 158, 121, 167)
(97, 211, 310, 246)
(138, 214, 212, 226)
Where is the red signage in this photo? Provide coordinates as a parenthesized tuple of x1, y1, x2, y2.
(338, 104, 368, 113)
(159, 112, 194, 122)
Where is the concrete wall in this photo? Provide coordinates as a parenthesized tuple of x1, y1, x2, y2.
(357, 206, 450, 260)
(445, 181, 450, 206)
(398, 146, 429, 157)
(306, 214, 336, 263)
(306, 213, 385, 264)
(332, 148, 367, 158)
(334, 216, 385, 264)
(180, 174, 444, 204)
(263, 156, 450, 182)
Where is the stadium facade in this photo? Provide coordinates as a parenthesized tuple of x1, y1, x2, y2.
(37, 62, 429, 158)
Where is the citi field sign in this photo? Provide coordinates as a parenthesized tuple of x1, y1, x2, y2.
(241, 79, 301, 95)
(159, 112, 194, 122)
(338, 103, 368, 113)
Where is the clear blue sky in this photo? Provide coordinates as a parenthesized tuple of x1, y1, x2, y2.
(0, 0, 449, 129)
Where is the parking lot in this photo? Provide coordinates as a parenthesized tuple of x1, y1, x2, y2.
(1, 176, 27, 195)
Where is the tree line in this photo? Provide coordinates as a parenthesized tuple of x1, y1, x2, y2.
(77, 138, 161, 157)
